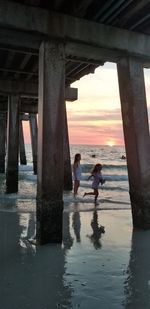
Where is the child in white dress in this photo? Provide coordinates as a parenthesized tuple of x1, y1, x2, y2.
(73, 153, 82, 197)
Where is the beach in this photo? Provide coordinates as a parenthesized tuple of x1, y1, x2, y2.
(1, 144, 150, 308)
(1, 205, 150, 309)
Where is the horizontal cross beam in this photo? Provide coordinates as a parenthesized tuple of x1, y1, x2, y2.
(0, 1, 150, 64)
(20, 114, 29, 121)
(0, 79, 78, 101)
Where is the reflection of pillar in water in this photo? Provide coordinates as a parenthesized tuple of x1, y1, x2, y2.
(0, 211, 73, 308)
(19, 213, 36, 241)
(72, 211, 81, 242)
(0, 212, 21, 262)
(124, 230, 150, 309)
(63, 212, 73, 250)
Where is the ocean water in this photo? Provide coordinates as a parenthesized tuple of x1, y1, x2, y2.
(0, 144, 130, 212)
(2, 145, 150, 309)
(69, 144, 129, 211)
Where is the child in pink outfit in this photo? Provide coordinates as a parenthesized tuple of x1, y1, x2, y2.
(83, 163, 105, 205)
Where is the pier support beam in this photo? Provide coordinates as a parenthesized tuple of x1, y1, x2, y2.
(6, 95, 19, 193)
(63, 103, 72, 190)
(29, 114, 37, 174)
(37, 41, 65, 244)
(0, 113, 6, 173)
(19, 119, 27, 165)
(117, 57, 150, 229)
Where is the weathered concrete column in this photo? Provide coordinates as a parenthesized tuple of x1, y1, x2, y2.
(29, 114, 37, 174)
(63, 103, 72, 190)
(117, 57, 150, 229)
(0, 113, 6, 173)
(6, 95, 19, 193)
(19, 119, 27, 165)
(37, 41, 65, 244)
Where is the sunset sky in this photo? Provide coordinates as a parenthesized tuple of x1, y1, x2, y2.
(23, 62, 150, 146)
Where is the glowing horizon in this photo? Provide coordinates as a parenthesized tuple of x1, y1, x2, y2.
(23, 62, 150, 146)
(66, 62, 124, 146)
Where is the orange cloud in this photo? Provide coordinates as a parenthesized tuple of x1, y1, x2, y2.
(21, 65, 150, 146)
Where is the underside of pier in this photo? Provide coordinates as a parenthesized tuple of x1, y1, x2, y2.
(1, 0, 150, 243)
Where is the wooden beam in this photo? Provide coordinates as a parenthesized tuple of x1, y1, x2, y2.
(0, 101, 37, 113)
(65, 86, 78, 101)
(0, 79, 37, 96)
(0, 79, 78, 101)
(20, 114, 29, 121)
(0, 1, 150, 64)
(0, 28, 41, 50)
(0, 45, 38, 56)
(20, 102, 37, 114)
(66, 42, 122, 63)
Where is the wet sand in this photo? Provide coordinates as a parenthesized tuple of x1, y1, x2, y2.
(0, 204, 150, 309)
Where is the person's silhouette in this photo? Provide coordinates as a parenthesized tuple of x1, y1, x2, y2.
(87, 210, 105, 249)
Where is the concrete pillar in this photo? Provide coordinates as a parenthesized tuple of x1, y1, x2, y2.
(19, 119, 27, 165)
(37, 41, 65, 244)
(29, 114, 37, 174)
(117, 57, 150, 229)
(6, 95, 19, 193)
(0, 113, 6, 173)
(63, 103, 72, 190)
